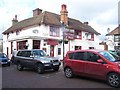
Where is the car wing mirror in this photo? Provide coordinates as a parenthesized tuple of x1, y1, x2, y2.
(97, 59, 104, 64)
(30, 55, 34, 58)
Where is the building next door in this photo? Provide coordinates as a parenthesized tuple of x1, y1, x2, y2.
(50, 45, 54, 57)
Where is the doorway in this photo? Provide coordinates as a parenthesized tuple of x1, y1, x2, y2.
(50, 45, 54, 57)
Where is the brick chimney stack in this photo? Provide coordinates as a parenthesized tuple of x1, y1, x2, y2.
(12, 15, 18, 25)
(84, 22, 89, 25)
(60, 4, 68, 26)
(33, 8, 42, 17)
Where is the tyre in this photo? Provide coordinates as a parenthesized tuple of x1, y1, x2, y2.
(64, 67, 73, 78)
(36, 64, 44, 74)
(17, 63, 23, 71)
(53, 67, 59, 71)
(107, 73, 120, 88)
(7, 63, 10, 66)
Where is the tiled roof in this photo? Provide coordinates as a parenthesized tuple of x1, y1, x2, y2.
(3, 11, 100, 35)
(106, 26, 120, 36)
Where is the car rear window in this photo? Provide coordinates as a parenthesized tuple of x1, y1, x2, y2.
(73, 52, 85, 60)
(0, 53, 6, 58)
(68, 53, 74, 59)
(68, 52, 85, 60)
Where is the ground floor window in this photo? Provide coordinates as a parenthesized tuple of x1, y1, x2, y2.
(75, 46, 81, 50)
(33, 40, 40, 49)
(58, 48, 61, 55)
(17, 40, 27, 50)
(89, 47, 94, 49)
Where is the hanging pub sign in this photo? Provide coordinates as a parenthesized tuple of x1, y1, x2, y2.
(64, 31, 75, 40)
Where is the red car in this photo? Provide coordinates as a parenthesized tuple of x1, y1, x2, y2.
(64, 49, 120, 88)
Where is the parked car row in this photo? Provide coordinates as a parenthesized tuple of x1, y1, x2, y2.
(0, 52, 10, 66)
(12, 49, 61, 74)
(64, 49, 120, 88)
(2, 49, 120, 88)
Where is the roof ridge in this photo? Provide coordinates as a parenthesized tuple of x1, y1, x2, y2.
(3, 10, 100, 35)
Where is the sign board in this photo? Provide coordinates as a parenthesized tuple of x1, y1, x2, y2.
(64, 31, 75, 40)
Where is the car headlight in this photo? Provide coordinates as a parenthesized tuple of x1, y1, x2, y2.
(8, 60, 10, 62)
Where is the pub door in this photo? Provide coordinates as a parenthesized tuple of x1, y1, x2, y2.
(50, 45, 54, 57)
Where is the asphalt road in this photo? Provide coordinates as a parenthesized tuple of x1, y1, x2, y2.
(2, 64, 116, 89)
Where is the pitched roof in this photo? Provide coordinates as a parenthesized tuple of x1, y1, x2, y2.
(3, 11, 100, 35)
(106, 26, 120, 36)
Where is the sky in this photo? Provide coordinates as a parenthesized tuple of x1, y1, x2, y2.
(0, 0, 120, 40)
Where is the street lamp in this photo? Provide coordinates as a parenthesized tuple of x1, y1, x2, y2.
(61, 22, 65, 61)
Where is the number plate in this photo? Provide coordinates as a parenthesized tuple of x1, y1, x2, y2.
(53, 62, 59, 66)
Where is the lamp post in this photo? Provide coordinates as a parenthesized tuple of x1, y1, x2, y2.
(61, 23, 65, 61)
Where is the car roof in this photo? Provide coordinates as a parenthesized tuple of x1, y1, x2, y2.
(67, 49, 104, 53)
(18, 49, 43, 51)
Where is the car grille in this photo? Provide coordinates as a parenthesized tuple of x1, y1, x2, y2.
(52, 60, 59, 62)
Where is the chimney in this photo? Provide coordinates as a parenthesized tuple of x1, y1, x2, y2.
(12, 15, 18, 25)
(60, 4, 68, 26)
(84, 22, 89, 25)
(33, 8, 42, 17)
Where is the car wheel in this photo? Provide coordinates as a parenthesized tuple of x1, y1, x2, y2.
(7, 63, 10, 66)
(37, 64, 44, 74)
(64, 67, 73, 78)
(17, 63, 23, 71)
(53, 67, 59, 71)
(107, 73, 120, 88)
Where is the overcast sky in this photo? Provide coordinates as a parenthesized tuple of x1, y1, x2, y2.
(0, 0, 120, 40)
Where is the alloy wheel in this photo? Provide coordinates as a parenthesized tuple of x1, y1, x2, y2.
(107, 73, 120, 87)
(65, 68, 73, 78)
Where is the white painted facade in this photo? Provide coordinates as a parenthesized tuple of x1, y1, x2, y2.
(106, 35, 116, 50)
(3, 24, 101, 60)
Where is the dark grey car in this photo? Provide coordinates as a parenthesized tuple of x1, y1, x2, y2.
(13, 49, 61, 74)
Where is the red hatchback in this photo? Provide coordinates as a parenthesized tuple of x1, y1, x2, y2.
(64, 49, 120, 88)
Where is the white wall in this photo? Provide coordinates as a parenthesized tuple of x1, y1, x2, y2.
(3, 24, 101, 59)
(106, 35, 115, 50)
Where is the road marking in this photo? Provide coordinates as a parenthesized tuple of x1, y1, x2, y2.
(6, 68, 15, 70)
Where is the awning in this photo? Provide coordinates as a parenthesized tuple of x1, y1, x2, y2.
(47, 39, 58, 45)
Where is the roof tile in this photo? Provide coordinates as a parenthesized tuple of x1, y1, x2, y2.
(3, 11, 100, 35)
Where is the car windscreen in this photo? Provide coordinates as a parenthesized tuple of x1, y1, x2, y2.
(33, 50, 47, 57)
(0, 53, 7, 58)
(98, 51, 116, 62)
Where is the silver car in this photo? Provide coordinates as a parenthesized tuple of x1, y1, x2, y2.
(13, 49, 61, 74)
